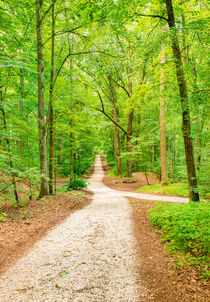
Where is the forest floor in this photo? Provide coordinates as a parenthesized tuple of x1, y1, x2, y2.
(0, 187, 92, 276)
(0, 157, 209, 301)
(102, 161, 209, 301)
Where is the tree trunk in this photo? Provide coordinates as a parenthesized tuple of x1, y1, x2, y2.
(196, 137, 201, 172)
(0, 87, 19, 204)
(36, 0, 48, 198)
(49, 0, 55, 195)
(169, 138, 174, 176)
(126, 111, 133, 177)
(57, 136, 62, 166)
(113, 108, 122, 176)
(160, 43, 168, 181)
(108, 75, 122, 176)
(165, 0, 199, 201)
(126, 59, 133, 178)
(69, 119, 74, 185)
(19, 68, 24, 154)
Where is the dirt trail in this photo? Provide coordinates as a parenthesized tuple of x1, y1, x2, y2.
(0, 155, 150, 302)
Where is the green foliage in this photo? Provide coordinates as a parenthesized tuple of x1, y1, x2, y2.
(149, 202, 210, 277)
(138, 182, 210, 198)
(0, 212, 7, 222)
(65, 178, 88, 191)
(138, 182, 189, 197)
(0, 0, 209, 203)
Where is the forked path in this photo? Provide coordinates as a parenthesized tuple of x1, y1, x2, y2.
(0, 156, 151, 302)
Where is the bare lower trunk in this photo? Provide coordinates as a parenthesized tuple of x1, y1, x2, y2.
(169, 138, 174, 176)
(114, 111, 122, 176)
(0, 87, 19, 204)
(19, 68, 24, 154)
(36, 0, 48, 198)
(165, 0, 199, 201)
(126, 126, 133, 177)
(57, 136, 62, 166)
(160, 43, 168, 181)
(108, 74, 122, 176)
(49, 0, 55, 195)
(69, 121, 74, 186)
(196, 137, 201, 172)
(49, 107, 55, 194)
(126, 58, 133, 178)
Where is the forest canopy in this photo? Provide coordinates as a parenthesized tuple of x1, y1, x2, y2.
(0, 0, 209, 203)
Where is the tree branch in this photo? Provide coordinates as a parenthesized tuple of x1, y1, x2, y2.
(112, 78, 131, 97)
(52, 50, 117, 92)
(43, 27, 82, 45)
(135, 13, 168, 22)
(41, 0, 56, 24)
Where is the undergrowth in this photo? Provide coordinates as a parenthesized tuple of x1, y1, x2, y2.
(138, 182, 210, 199)
(65, 178, 87, 191)
(149, 202, 210, 278)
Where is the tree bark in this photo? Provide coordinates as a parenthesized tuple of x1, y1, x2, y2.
(19, 68, 24, 154)
(69, 119, 74, 185)
(0, 86, 19, 204)
(49, 0, 55, 195)
(169, 138, 174, 176)
(126, 58, 133, 178)
(36, 0, 48, 198)
(165, 0, 199, 201)
(57, 136, 62, 166)
(126, 110, 133, 177)
(160, 43, 168, 181)
(108, 75, 122, 176)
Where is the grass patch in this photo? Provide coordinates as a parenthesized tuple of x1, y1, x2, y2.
(138, 182, 210, 198)
(149, 201, 210, 278)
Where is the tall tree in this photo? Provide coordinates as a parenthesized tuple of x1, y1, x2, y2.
(165, 0, 199, 201)
(49, 0, 56, 195)
(160, 42, 168, 181)
(35, 0, 48, 197)
(108, 74, 122, 176)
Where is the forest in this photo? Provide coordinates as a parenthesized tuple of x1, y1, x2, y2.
(0, 0, 209, 204)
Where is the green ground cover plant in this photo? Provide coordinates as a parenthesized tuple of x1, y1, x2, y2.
(138, 182, 210, 199)
(149, 202, 210, 278)
(65, 178, 88, 191)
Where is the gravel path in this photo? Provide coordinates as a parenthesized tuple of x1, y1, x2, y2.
(0, 156, 150, 302)
(107, 190, 189, 203)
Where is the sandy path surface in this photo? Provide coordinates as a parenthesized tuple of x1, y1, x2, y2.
(108, 190, 189, 203)
(0, 156, 150, 302)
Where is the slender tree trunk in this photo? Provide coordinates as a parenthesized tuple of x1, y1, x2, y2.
(181, 13, 188, 65)
(160, 43, 168, 181)
(36, 0, 48, 198)
(0, 87, 19, 204)
(169, 138, 174, 176)
(165, 0, 199, 201)
(126, 61, 133, 178)
(113, 108, 122, 176)
(57, 136, 62, 166)
(68, 34, 74, 186)
(19, 68, 24, 154)
(49, 1, 55, 195)
(135, 113, 141, 170)
(108, 75, 122, 176)
(69, 119, 74, 185)
(126, 112, 133, 177)
(27, 138, 32, 200)
(196, 136, 202, 172)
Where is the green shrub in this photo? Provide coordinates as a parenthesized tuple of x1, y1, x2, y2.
(149, 202, 210, 278)
(138, 182, 189, 197)
(65, 178, 87, 191)
(138, 182, 209, 198)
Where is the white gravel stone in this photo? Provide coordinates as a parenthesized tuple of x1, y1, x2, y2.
(0, 155, 151, 302)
